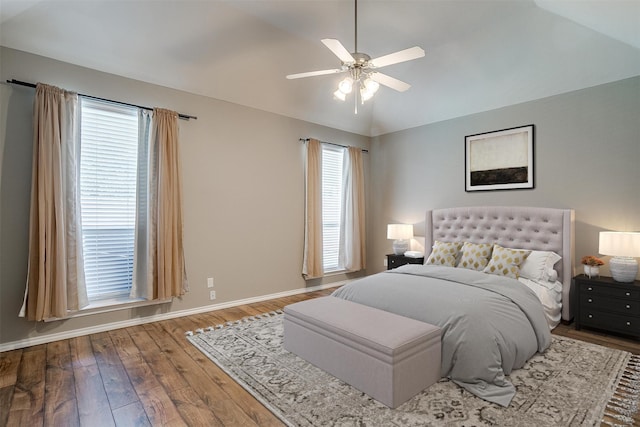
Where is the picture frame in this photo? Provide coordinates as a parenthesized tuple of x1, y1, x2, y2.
(465, 124, 534, 192)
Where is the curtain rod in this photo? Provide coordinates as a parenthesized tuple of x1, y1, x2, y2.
(299, 138, 368, 153)
(6, 79, 197, 121)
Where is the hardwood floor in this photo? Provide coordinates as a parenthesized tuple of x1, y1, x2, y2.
(2, 287, 639, 427)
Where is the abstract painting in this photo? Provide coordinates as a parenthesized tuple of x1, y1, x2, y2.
(465, 125, 534, 191)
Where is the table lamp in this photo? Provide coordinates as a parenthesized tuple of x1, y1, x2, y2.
(599, 231, 640, 282)
(387, 224, 413, 255)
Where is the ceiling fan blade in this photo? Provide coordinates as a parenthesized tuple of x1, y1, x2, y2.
(321, 39, 355, 64)
(369, 72, 411, 92)
(369, 46, 425, 68)
(286, 69, 343, 79)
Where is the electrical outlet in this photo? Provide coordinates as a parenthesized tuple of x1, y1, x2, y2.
(209, 290, 216, 300)
(207, 277, 214, 288)
(383, 258, 388, 267)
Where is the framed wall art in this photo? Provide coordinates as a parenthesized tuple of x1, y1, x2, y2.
(465, 124, 534, 192)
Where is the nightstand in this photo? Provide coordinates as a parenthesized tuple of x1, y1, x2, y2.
(574, 275, 640, 339)
(386, 254, 424, 270)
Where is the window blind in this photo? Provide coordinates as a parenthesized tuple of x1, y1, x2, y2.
(321, 145, 344, 272)
(80, 98, 139, 301)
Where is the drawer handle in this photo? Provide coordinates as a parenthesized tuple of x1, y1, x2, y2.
(626, 292, 631, 296)
(627, 305, 631, 309)
(627, 322, 632, 326)
(587, 299, 593, 303)
(587, 287, 593, 291)
(588, 314, 593, 318)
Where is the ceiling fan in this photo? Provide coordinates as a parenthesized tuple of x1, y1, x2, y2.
(286, 0, 425, 111)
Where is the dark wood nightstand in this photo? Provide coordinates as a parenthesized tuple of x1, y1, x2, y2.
(386, 254, 424, 270)
(574, 275, 640, 339)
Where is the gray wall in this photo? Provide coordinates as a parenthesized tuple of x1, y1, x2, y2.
(369, 76, 640, 278)
(0, 47, 369, 348)
(2, 46, 639, 349)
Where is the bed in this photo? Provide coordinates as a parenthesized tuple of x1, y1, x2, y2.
(332, 206, 575, 407)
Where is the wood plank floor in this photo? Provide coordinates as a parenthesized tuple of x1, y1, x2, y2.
(2, 287, 639, 427)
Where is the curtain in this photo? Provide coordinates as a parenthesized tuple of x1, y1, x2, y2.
(339, 146, 366, 271)
(131, 110, 154, 299)
(21, 83, 88, 321)
(131, 108, 188, 299)
(302, 138, 323, 279)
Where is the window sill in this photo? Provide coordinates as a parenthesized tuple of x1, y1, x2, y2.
(46, 297, 172, 322)
(323, 269, 348, 277)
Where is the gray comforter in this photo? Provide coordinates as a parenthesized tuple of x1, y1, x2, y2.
(331, 264, 551, 407)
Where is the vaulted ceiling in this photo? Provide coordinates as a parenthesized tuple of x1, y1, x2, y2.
(1, 0, 639, 136)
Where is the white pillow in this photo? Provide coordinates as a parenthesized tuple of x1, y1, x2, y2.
(518, 250, 561, 282)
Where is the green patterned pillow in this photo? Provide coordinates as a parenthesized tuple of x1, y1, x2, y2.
(457, 242, 493, 271)
(425, 241, 463, 267)
(483, 244, 531, 279)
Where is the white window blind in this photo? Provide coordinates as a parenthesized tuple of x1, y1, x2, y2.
(321, 145, 344, 272)
(80, 98, 139, 302)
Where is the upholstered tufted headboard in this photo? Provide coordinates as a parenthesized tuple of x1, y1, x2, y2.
(425, 206, 575, 321)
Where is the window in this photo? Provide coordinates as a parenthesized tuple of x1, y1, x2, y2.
(302, 139, 364, 278)
(80, 98, 140, 302)
(321, 145, 344, 272)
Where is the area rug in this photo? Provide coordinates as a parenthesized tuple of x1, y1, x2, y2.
(187, 311, 640, 426)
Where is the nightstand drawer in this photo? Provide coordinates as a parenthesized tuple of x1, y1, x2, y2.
(386, 254, 424, 270)
(388, 257, 405, 268)
(581, 284, 640, 299)
(580, 293, 640, 315)
(579, 310, 640, 335)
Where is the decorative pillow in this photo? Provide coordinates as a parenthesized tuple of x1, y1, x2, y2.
(425, 241, 463, 267)
(457, 242, 493, 271)
(517, 250, 562, 282)
(483, 244, 531, 279)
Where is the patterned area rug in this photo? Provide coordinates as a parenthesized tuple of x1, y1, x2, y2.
(187, 312, 640, 426)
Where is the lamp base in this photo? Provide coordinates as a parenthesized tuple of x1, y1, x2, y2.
(610, 256, 638, 283)
(393, 239, 409, 255)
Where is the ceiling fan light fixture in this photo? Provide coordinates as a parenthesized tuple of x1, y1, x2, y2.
(363, 78, 379, 94)
(338, 77, 353, 94)
(333, 89, 347, 101)
(360, 88, 374, 102)
(358, 77, 379, 102)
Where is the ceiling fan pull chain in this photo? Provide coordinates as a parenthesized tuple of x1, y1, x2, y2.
(354, 88, 358, 114)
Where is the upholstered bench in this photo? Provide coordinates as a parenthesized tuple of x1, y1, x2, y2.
(283, 296, 442, 408)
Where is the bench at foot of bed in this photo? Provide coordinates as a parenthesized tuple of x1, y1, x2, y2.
(283, 296, 442, 409)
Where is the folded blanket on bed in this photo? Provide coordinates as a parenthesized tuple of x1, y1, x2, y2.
(332, 264, 551, 407)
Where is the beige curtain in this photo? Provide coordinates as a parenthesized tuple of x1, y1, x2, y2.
(339, 146, 366, 271)
(131, 108, 188, 299)
(21, 83, 88, 321)
(302, 138, 323, 279)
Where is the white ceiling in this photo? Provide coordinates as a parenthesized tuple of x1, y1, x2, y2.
(1, 0, 639, 137)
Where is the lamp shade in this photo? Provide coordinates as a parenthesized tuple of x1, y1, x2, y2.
(599, 232, 640, 257)
(599, 231, 640, 282)
(338, 77, 353, 94)
(387, 224, 413, 240)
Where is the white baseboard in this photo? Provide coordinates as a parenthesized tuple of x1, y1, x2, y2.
(0, 281, 347, 353)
